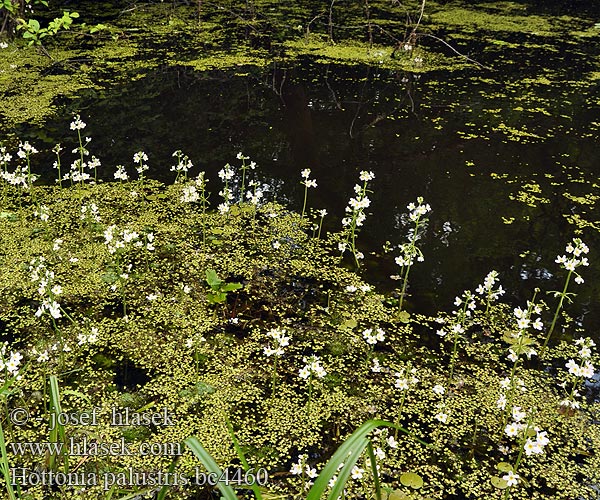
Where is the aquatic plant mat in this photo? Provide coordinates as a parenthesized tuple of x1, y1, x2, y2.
(0, 165, 599, 498)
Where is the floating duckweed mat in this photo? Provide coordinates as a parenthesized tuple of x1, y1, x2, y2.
(0, 139, 599, 498)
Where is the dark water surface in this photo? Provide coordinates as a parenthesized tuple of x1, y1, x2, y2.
(7, 23, 600, 342)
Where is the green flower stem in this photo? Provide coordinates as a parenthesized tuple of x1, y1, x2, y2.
(301, 182, 308, 218)
(540, 271, 572, 357)
(448, 303, 468, 383)
(503, 417, 532, 500)
(394, 391, 407, 440)
(239, 159, 247, 203)
(307, 373, 313, 414)
(398, 216, 422, 311)
(271, 357, 278, 397)
(502, 359, 521, 427)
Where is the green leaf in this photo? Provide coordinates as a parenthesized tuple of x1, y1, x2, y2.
(386, 490, 411, 500)
(207, 292, 226, 304)
(341, 317, 357, 330)
(306, 420, 427, 500)
(221, 283, 242, 292)
(28, 19, 40, 31)
(184, 437, 239, 500)
(491, 476, 509, 489)
(102, 272, 119, 284)
(400, 472, 423, 489)
(206, 269, 222, 288)
(397, 310, 411, 323)
(496, 462, 513, 473)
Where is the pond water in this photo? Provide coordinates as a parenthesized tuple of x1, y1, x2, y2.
(6, 12, 600, 342)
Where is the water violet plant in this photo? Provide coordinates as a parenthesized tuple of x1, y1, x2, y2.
(394, 196, 431, 310)
(540, 238, 590, 357)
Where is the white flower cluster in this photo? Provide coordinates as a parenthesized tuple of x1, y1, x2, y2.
(290, 454, 318, 482)
(299, 355, 327, 379)
(104, 226, 155, 254)
(17, 140, 39, 158)
(504, 302, 543, 362)
(1, 143, 39, 189)
(561, 338, 596, 409)
(435, 291, 475, 338)
(0, 343, 23, 380)
(171, 150, 193, 177)
(70, 115, 86, 130)
(263, 328, 290, 357)
(133, 151, 149, 176)
(217, 164, 236, 213)
(245, 180, 264, 206)
(1, 164, 32, 189)
(180, 172, 209, 203)
(496, 377, 526, 410)
(34, 205, 50, 222)
(394, 366, 419, 391)
(394, 197, 430, 270)
(504, 408, 549, 459)
(394, 242, 424, 268)
(362, 327, 385, 345)
(341, 175, 373, 228)
(301, 168, 317, 188)
(114, 165, 129, 181)
(555, 238, 589, 283)
(77, 327, 99, 346)
(219, 164, 235, 181)
(475, 270, 505, 300)
(80, 203, 101, 223)
(64, 155, 100, 184)
(29, 257, 62, 319)
(406, 197, 431, 222)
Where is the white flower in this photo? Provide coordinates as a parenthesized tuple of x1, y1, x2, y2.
(581, 362, 595, 379)
(374, 447, 385, 460)
(371, 358, 382, 373)
(37, 350, 49, 362)
(305, 466, 318, 479)
(502, 471, 519, 487)
(301, 168, 311, 179)
(395, 377, 409, 390)
(496, 394, 507, 410)
(432, 384, 445, 395)
(359, 171, 375, 181)
(435, 412, 448, 423)
(512, 406, 527, 422)
(290, 463, 303, 475)
(133, 151, 148, 163)
(504, 423, 519, 437)
(351, 465, 364, 480)
(70, 115, 86, 130)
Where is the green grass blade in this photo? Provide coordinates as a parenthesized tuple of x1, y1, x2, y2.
(327, 437, 369, 500)
(307, 419, 427, 500)
(366, 441, 381, 500)
(48, 375, 68, 472)
(0, 416, 17, 500)
(184, 436, 239, 500)
(226, 419, 263, 500)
